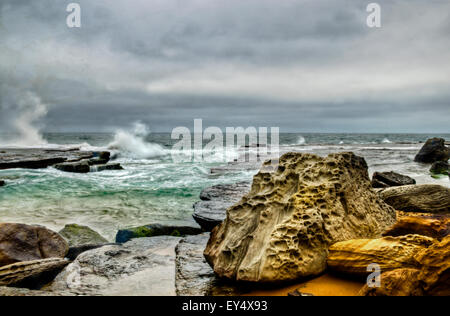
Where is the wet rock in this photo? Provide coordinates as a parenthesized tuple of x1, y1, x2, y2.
(383, 214, 449, 240)
(58, 224, 108, 247)
(90, 163, 124, 172)
(54, 161, 90, 173)
(0, 180, 4, 187)
(0, 148, 97, 170)
(430, 161, 449, 176)
(0, 258, 69, 289)
(0, 223, 69, 267)
(193, 182, 252, 231)
(359, 268, 424, 296)
(115, 223, 202, 243)
(379, 184, 450, 214)
(414, 138, 449, 163)
(205, 152, 396, 282)
(327, 235, 435, 276)
(49, 236, 181, 296)
(175, 234, 242, 296)
(371, 171, 416, 188)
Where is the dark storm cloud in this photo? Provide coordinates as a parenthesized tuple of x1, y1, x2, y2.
(0, 0, 449, 133)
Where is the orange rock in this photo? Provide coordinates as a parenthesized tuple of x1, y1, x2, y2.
(359, 268, 423, 296)
(383, 214, 449, 240)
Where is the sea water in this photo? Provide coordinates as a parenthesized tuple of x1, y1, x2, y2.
(0, 131, 449, 241)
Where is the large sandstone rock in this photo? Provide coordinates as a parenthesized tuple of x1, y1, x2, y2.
(59, 224, 108, 247)
(115, 223, 202, 243)
(0, 223, 69, 267)
(193, 182, 252, 231)
(204, 152, 397, 282)
(0, 258, 69, 289)
(359, 236, 450, 296)
(379, 184, 450, 214)
(371, 171, 416, 188)
(383, 214, 449, 240)
(175, 234, 242, 296)
(49, 236, 181, 296)
(414, 138, 449, 163)
(327, 235, 434, 276)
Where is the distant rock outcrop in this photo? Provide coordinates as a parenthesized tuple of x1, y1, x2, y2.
(379, 184, 450, 214)
(0, 223, 68, 267)
(115, 223, 202, 243)
(204, 152, 396, 282)
(414, 138, 449, 163)
(371, 171, 416, 188)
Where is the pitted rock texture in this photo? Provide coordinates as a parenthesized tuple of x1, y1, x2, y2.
(379, 184, 450, 214)
(204, 152, 397, 282)
(327, 235, 435, 275)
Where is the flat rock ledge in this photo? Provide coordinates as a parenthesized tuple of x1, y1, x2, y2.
(48, 236, 181, 296)
(193, 182, 252, 231)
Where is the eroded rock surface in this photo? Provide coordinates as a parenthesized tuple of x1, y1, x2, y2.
(0, 223, 68, 267)
(383, 214, 449, 240)
(359, 236, 450, 296)
(379, 184, 450, 214)
(327, 235, 435, 275)
(205, 152, 396, 282)
(49, 236, 181, 296)
(193, 182, 251, 231)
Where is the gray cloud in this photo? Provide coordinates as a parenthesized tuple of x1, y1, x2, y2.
(0, 0, 449, 133)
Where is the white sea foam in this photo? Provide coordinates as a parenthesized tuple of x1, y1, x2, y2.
(108, 122, 167, 159)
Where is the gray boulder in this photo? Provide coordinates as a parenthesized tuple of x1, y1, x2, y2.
(430, 161, 449, 176)
(414, 138, 450, 163)
(371, 171, 416, 188)
(58, 224, 108, 247)
(175, 234, 243, 296)
(193, 182, 251, 231)
(54, 161, 90, 173)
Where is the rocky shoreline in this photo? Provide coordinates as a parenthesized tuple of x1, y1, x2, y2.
(0, 138, 449, 296)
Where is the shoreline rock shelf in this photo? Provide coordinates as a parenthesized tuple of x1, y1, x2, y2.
(204, 152, 397, 282)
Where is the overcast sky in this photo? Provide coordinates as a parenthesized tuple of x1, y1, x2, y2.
(0, 0, 449, 133)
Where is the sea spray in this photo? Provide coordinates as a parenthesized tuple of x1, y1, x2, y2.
(0, 91, 48, 147)
(108, 122, 166, 159)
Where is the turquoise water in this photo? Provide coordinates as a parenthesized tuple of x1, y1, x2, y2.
(0, 132, 449, 240)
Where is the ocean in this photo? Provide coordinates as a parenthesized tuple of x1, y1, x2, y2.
(0, 130, 449, 241)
